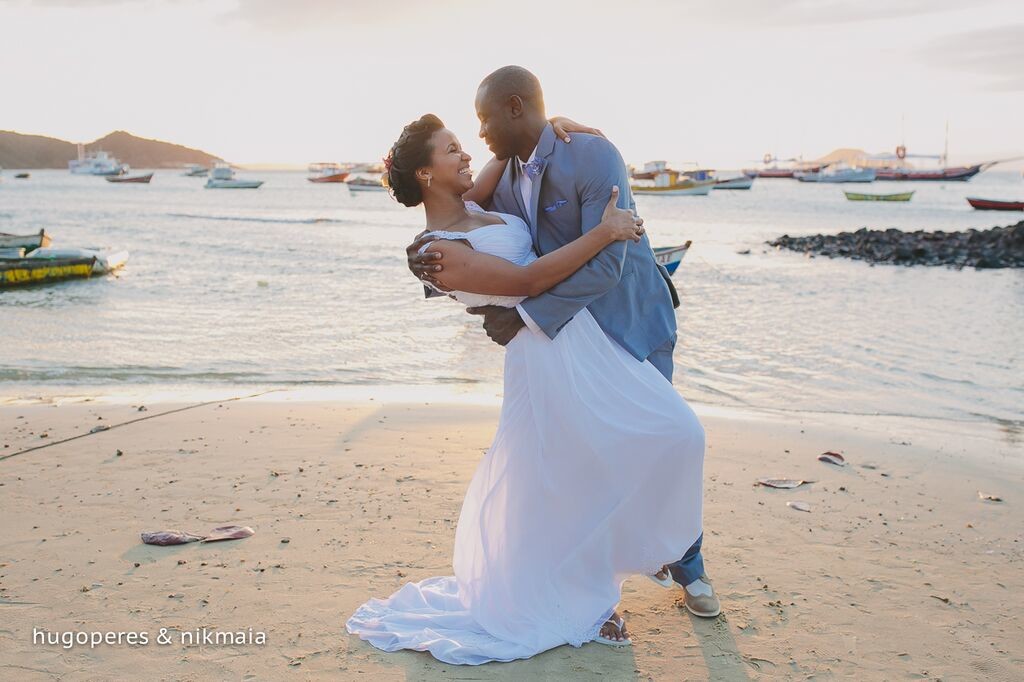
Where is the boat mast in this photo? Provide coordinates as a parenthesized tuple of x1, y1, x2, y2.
(943, 120, 949, 167)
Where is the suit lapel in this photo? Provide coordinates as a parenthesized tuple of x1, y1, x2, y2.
(527, 124, 557, 252)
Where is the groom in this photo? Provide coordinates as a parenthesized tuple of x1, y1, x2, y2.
(407, 65, 719, 618)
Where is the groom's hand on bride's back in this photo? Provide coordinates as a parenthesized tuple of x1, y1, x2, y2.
(467, 306, 525, 346)
(406, 232, 451, 291)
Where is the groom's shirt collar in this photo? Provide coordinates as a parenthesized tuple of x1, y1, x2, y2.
(516, 145, 539, 214)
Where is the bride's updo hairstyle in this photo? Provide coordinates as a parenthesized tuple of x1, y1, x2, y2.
(384, 113, 444, 207)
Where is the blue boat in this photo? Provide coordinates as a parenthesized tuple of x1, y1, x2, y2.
(653, 241, 691, 275)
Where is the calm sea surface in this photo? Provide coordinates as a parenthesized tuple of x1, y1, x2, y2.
(1, 169, 1021, 429)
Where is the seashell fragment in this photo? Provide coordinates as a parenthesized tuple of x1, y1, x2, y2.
(818, 451, 846, 466)
(201, 525, 255, 542)
(141, 530, 204, 546)
(756, 478, 814, 489)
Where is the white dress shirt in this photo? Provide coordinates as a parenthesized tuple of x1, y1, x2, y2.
(514, 147, 542, 334)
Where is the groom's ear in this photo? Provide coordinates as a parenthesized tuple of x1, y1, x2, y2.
(507, 95, 524, 119)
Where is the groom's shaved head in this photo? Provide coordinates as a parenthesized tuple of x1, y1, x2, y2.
(478, 65, 545, 114)
(476, 66, 548, 160)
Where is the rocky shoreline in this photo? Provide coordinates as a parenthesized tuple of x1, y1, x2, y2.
(769, 221, 1024, 268)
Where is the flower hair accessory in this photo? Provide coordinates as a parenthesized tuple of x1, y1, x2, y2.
(383, 154, 394, 172)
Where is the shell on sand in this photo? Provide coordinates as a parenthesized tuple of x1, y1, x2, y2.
(141, 530, 205, 546)
(202, 525, 255, 542)
(818, 452, 846, 466)
(757, 478, 814, 489)
(787, 501, 812, 512)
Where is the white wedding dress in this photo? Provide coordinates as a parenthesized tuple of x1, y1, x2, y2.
(346, 212, 705, 665)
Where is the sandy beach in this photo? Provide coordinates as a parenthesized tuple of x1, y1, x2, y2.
(0, 390, 1021, 680)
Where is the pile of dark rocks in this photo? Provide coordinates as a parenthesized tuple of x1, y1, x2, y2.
(768, 220, 1024, 268)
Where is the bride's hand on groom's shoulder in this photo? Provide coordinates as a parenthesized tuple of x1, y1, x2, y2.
(407, 232, 451, 291)
(549, 116, 605, 144)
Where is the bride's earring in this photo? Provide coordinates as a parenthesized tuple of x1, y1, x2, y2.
(427, 176, 432, 188)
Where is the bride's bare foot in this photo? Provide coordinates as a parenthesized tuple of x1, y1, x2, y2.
(598, 610, 629, 643)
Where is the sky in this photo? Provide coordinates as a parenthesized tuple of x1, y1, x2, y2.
(2, 0, 1023, 168)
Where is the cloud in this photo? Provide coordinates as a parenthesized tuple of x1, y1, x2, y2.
(671, 0, 1005, 26)
(216, 0, 439, 30)
(919, 25, 1024, 91)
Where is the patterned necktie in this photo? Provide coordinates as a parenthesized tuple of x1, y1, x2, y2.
(523, 158, 544, 180)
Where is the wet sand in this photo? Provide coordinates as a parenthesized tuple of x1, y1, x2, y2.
(1, 392, 1021, 680)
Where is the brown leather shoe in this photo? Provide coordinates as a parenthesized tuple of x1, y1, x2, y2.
(682, 574, 721, 618)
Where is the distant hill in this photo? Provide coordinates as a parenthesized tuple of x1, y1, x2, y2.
(0, 130, 222, 169)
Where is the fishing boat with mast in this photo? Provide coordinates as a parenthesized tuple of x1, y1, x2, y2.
(743, 154, 820, 179)
(871, 126, 1020, 181)
(308, 162, 351, 183)
(68, 145, 128, 176)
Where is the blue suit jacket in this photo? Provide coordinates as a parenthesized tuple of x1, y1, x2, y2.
(489, 124, 677, 362)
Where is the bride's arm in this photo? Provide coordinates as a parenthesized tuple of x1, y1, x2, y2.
(460, 117, 606, 207)
(427, 187, 640, 297)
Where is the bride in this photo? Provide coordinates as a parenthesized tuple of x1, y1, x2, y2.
(346, 114, 705, 664)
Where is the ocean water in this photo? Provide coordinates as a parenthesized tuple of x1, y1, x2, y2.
(1, 169, 1021, 429)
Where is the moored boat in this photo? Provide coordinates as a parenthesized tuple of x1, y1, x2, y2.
(653, 241, 692, 275)
(797, 164, 876, 183)
(182, 164, 209, 177)
(346, 176, 387, 192)
(14, 172, 30, 179)
(308, 162, 351, 183)
(0, 229, 52, 251)
(713, 176, 755, 190)
(205, 163, 263, 189)
(106, 173, 153, 184)
(0, 257, 97, 287)
(844, 190, 914, 202)
(631, 170, 715, 196)
(966, 197, 1024, 211)
(69, 146, 128, 176)
(28, 247, 130, 274)
(876, 165, 988, 182)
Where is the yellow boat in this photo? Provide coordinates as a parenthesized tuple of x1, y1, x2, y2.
(843, 191, 915, 202)
(0, 257, 97, 287)
(631, 170, 715, 196)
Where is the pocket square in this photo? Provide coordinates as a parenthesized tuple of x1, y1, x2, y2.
(543, 199, 568, 213)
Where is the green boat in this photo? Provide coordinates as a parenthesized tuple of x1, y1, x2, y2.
(843, 190, 914, 202)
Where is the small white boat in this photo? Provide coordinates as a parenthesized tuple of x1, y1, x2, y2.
(796, 164, 876, 183)
(205, 163, 263, 189)
(346, 176, 387, 192)
(28, 247, 130, 274)
(183, 164, 209, 177)
(713, 176, 755, 190)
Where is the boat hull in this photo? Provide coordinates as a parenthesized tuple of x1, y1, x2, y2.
(309, 173, 350, 183)
(0, 257, 97, 287)
(632, 181, 715, 196)
(876, 165, 982, 181)
(966, 197, 1024, 211)
(844, 191, 914, 202)
(205, 180, 264, 189)
(106, 173, 153, 184)
(653, 241, 692, 276)
(713, 177, 755, 190)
